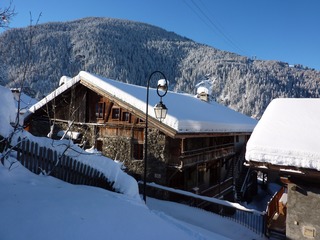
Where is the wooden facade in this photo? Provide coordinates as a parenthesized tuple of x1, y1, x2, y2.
(26, 78, 252, 201)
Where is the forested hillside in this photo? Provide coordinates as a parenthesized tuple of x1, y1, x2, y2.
(1, 17, 320, 118)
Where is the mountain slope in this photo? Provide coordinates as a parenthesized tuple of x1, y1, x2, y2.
(1, 17, 320, 118)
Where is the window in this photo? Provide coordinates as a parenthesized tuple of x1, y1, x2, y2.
(96, 102, 105, 119)
(96, 139, 103, 151)
(122, 112, 130, 122)
(136, 118, 145, 124)
(111, 108, 120, 120)
(133, 143, 143, 160)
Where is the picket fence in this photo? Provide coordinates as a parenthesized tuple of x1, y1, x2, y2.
(16, 138, 115, 192)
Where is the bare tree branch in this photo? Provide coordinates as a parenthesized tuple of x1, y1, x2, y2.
(0, 1, 16, 29)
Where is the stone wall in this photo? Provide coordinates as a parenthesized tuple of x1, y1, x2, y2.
(286, 182, 320, 239)
(145, 129, 168, 185)
(99, 128, 168, 185)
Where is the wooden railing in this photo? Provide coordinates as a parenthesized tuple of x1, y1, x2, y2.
(266, 186, 285, 227)
(179, 144, 235, 167)
(16, 138, 115, 191)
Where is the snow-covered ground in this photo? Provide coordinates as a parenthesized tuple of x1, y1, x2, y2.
(0, 159, 265, 240)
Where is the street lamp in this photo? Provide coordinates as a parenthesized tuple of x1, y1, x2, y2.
(143, 71, 168, 203)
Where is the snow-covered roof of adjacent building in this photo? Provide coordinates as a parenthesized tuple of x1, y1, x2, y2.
(246, 98, 320, 172)
(28, 71, 257, 134)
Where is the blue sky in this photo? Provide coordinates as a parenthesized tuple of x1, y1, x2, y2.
(2, 0, 320, 70)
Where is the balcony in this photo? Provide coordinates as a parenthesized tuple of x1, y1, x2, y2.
(178, 143, 235, 168)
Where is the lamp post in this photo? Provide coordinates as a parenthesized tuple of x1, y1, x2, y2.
(143, 71, 168, 203)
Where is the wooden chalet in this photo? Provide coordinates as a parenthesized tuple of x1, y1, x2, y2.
(25, 71, 257, 201)
(245, 98, 320, 239)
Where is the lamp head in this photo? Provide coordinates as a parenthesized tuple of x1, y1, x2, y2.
(154, 101, 168, 121)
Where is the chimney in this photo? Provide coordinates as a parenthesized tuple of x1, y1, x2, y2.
(196, 86, 209, 102)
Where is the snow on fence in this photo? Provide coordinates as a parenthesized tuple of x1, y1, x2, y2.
(141, 182, 266, 237)
(16, 138, 115, 192)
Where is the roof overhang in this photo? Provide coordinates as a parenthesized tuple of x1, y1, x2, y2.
(246, 160, 320, 182)
(172, 131, 252, 139)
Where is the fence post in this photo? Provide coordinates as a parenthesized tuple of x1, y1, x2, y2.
(61, 155, 66, 182)
(45, 148, 51, 174)
(52, 150, 58, 178)
(88, 167, 94, 186)
(25, 140, 31, 170)
(17, 138, 23, 166)
(82, 164, 88, 185)
(65, 156, 72, 183)
(39, 146, 44, 174)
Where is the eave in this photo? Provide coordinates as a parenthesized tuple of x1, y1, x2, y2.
(173, 131, 252, 139)
(245, 160, 320, 182)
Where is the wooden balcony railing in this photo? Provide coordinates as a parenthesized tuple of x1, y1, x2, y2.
(178, 143, 235, 167)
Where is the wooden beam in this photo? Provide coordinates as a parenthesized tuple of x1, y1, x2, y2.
(246, 160, 320, 182)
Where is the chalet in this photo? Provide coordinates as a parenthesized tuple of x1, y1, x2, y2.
(245, 98, 320, 239)
(25, 71, 257, 201)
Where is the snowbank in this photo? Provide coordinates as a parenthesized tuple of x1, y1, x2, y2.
(11, 129, 140, 200)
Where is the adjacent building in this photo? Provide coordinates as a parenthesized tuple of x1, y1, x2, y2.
(246, 98, 320, 239)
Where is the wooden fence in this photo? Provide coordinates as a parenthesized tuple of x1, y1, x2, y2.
(16, 138, 115, 192)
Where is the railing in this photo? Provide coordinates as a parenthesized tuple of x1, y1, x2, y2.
(200, 177, 234, 197)
(179, 144, 235, 167)
(266, 186, 285, 227)
(15, 138, 115, 191)
(140, 182, 266, 237)
(238, 167, 251, 200)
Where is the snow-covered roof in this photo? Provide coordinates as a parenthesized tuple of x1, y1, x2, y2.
(246, 98, 320, 171)
(29, 71, 257, 134)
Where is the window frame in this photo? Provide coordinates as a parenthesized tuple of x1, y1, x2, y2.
(96, 102, 105, 119)
(111, 107, 121, 120)
(122, 111, 131, 122)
